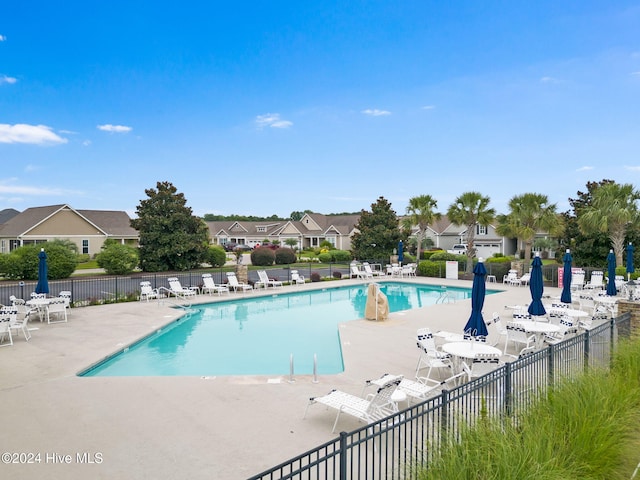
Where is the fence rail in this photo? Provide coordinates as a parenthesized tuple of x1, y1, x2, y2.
(248, 313, 631, 480)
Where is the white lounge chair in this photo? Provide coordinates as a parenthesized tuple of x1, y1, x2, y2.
(256, 270, 283, 289)
(570, 271, 585, 290)
(364, 372, 464, 406)
(201, 274, 230, 296)
(503, 270, 520, 285)
(585, 271, 604, 290)
(350, 264, 370, 279)
(290, 270, 305, 285)
(304, 375, 402, 432)
(226, 272, 253, 293)
(167, 277, 197, 297)
(139, 281, 159, 302)
(362, 262, 384, 277)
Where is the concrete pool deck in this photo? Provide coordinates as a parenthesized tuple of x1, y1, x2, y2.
(1, 276, 556, 479)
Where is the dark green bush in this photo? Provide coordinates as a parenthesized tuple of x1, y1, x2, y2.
(250, 247, 275, 266)
(76, 253, 91, 263)
(318, 252, 332, 263)
(329, 250, 352, 262)
(423, 249, 444, 260)
(207, 246, 227, 267)
(0, 242, 78, 280)
(96, 243, 139, 275)
(274, 247, 297, 265)
(484, 258, 512, 281)
(333, 271, 342, 279)
(429, 251, 464, 262)
(310, 272, 321, 282)
(402, 253, 416, 264)
(417, 260, 447, 278)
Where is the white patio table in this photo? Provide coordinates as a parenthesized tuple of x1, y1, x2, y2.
(513, 320, 560, 348)
(441, 342, 502, 374)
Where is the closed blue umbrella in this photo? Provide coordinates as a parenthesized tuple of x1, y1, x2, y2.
(35, 248, 49, 295)
(560, 249, 572, 304)
(464, 259, 488, 337)
(528, 254, 546, 317)
(606, 249, 617, 296)
(397, 240, 404, 263)
(627, 243, 635, 281)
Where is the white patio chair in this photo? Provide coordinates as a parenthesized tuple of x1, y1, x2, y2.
(362, 262, 384, 277)
(504, 322, 536, 357)
(9, 307, 31, 341)
(462, 352, 502, 382)
(139, 281, 159, 302)
(226, 272, 253, 293)
(256, 270, 283, 289)
(290, 270, 305, 285)
(0, 317, 13, 347)
(167, 277, 197, 297)
(201, 274, 230, 296)
(304, 376, 402, 433)
(58, 291, 72, 313)
(570, 271, 585, 290)
(488, 312, 508, 348)
(45, 299, 68, 324)
(585, 271, 604, 290)
(350, 264, 370, 279)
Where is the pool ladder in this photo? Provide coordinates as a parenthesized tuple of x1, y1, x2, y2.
(289, 353, 319, 383)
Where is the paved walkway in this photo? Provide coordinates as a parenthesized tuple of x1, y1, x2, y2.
(0, 277, 554, 480)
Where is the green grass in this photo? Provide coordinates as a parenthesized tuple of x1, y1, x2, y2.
(415, 336, 640, 480)
(75, 260, 100, 269)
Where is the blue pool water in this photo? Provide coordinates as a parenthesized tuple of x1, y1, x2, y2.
(80, 282, 495, 377)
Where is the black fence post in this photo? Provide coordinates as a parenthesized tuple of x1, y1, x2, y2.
(339, 431, 348, 480)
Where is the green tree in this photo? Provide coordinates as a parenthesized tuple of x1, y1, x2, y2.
(96, 240, 139, 275)
(446, 191, 496, 274)
(131, 181, 210, 272)
(560, 180, 616, 268)
(290, 210, 313, 221)
(351, 196, 403, 261)
(284, 238, 298, 250)
(496, 193, 564, 271)
(578, 182, 640, 265)
(403, 194, 441, 263)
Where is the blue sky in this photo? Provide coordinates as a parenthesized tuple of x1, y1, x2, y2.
(1, 1, 639, 219)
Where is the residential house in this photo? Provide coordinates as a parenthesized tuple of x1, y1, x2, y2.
(0, 204, 139, 255)
(206, 213, 359, 251)
(417, 215, 517, 258)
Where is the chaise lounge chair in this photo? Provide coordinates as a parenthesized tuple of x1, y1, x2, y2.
(256, 270, 283, 289)
(304, 375, 402, 432)
(139, 281, 159, 302)
(167, 277, 198, 298)
(201, 273, 230, 296)
(226, 272, 253, 293)
(290, 270, 305, 285)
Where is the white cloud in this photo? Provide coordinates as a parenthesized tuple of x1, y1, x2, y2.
(576, 166, 593, 172)
(0, 75, 17, 85)
(421, 105, 436, 110)
(631, 71, 640, 76)
(0, 124, 67, 145)
(82, 140, 92, 146)
(255, 113, 292, 129)
(0, 182, 70, 196)
(0, 35, 5, 41)
(362, 108, 391, 116)
(624, 165, 640, 171)
(97, 124, 132, 133)
(540, 76, 560, 83)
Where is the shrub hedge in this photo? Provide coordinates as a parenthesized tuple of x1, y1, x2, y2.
(250, 247, 275, 266)
(274, 247, 297, 265)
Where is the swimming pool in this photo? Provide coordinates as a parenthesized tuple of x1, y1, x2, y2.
(80, 282, 496, 377)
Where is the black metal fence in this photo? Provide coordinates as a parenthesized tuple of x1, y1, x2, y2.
(0, 264, 353, 307)
(248, 313, 631, 480)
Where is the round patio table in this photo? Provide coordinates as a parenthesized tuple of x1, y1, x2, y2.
(513, 321, 560, 348)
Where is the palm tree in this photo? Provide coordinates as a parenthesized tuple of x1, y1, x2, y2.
(446, 192, 496, 274)
(578, 182, 640, 265)
(496, 193, 564, 271)
(404, 195, 441, 263)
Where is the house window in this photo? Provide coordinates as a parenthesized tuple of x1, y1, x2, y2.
(477, 225, 487, 235)
(1, 240, 5, 253)
(82, 239, 89, 255)
(257, 226, 267, 233)
(10, 240, 20, 251)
